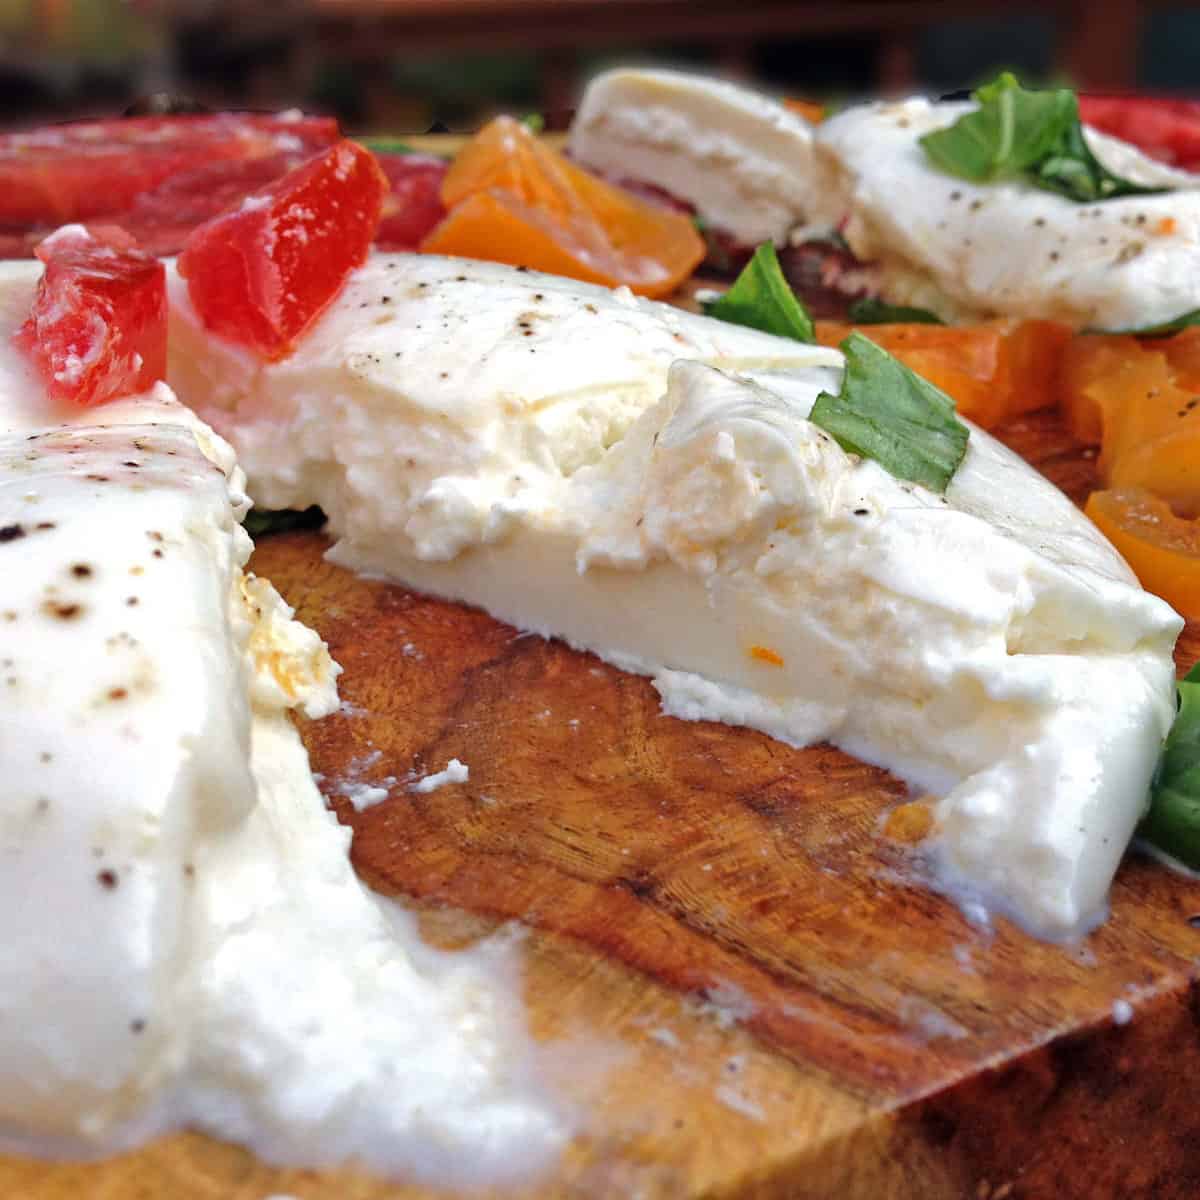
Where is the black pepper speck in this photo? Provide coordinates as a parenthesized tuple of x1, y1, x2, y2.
(43, 601, 83, 621)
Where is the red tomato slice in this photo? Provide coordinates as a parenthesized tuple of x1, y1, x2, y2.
(131, 151, 317, 230)
(14, 224, 166, 407)
(1079, 95, 1200, 171)
(177, 139, 388, 361)
(373, 153, 448, 250)
(0, 113, 339, 228)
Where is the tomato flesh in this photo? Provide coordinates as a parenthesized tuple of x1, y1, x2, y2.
(1079, 95, 1200, 171)
(815, 319, 1069, 429)
(14, 225, 166, 408)
(374, 153, 447, 250)
(422, 116, 704, 298)
(1085, 487, 1200, 618)
(177, 140, 388, 361)
(0, 113, 338, 229)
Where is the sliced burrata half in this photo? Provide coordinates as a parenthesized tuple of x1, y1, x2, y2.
(811, 97, 1200, 330)
(568, 67, 821, 248)
(0, 259, 564, 1183)
(167, 252, 840, 562)
(166, 253, 1182, 940)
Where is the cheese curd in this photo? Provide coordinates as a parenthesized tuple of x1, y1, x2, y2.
(568, 67, 821, 246)
(167, 253, 838, 563)
(812, 98, 1200, 330)
(0, 260, 564, 1183)
(168, 253, 1182, 940)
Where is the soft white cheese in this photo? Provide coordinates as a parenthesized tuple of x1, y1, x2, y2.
(167, 252, 839, 564)
(167, 254, 1182, 940)
(568, 67, 821, 246)
(811, 98, 1200, 330)
(0, 259, 565, 1183)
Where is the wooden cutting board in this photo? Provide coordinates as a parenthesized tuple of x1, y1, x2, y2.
(3, 409, 1199, 1200)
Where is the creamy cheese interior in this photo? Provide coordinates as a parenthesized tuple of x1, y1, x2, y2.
(812, 97, 1200, 330)
(167, 253, 1182, 940)
(568, 67, 820, 247)
(168, 253, 837, 561)
(0, 261, 564, 1183)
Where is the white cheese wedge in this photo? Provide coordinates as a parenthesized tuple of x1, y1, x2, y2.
(0, 260, 564, 1183)
(568, 67, 820, 246)
(167, 253, 1182, 940)
(812, 97, 1200, 329)
(167, 253, 840, 563)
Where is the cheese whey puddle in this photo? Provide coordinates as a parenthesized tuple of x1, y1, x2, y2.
(0, 261, 565, 1183)
(167, 253, 1182, 941)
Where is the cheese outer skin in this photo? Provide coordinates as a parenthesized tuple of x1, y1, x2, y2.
(569, 67, 820, 246)
(167, 253, 1181, 940)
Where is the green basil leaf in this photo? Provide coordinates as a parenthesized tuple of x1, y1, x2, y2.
(1140, 663, 1200, 871)
(243, 506, 326, 539)
(521, 112, 546, 134)
(702, 242, 815, 344)
(847, 297, 945, 325)
(920, 72, 1165, 204)
(921, 72, 1070, 180)
(809, 331, 969, 493)
(358, 136, 420, 156)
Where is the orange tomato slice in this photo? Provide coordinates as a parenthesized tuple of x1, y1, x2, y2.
(814, 319, 1069, 429)
(783, 98, 826, 123)
(1058, 334, 1143, 443)
(1059, 335, 1200, 516)
(1102, 371, 1200, 518)
(1162, 327, 1200, 388)
(422, 115, 704, 298)
(1085, 488, 1200, 618)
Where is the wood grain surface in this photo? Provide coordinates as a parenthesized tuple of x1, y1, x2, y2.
(3, 409, 1199, 1200)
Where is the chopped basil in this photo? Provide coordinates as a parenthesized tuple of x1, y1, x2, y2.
(702, 243, 815, 343)
(243, 506, 326, 539)
(521, 112, 546, 134)
(847, 297, 945, 325)
(810, 331, 969, 493)
(358, 136, 420, 156)
(1140, 663, 1200, 871)
(702, 254, 968, 489)
(920, 72, 1166, 203)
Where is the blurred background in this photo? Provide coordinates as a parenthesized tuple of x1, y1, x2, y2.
(0, 0, 1197, 132)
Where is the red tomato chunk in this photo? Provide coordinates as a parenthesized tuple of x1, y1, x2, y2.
(177, 139, 388, 361)
(15, 225, 166, 407)
(1079, 95, 1200, 171)
(0, 113, 339, 229)
(374, 153, 448, 250)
